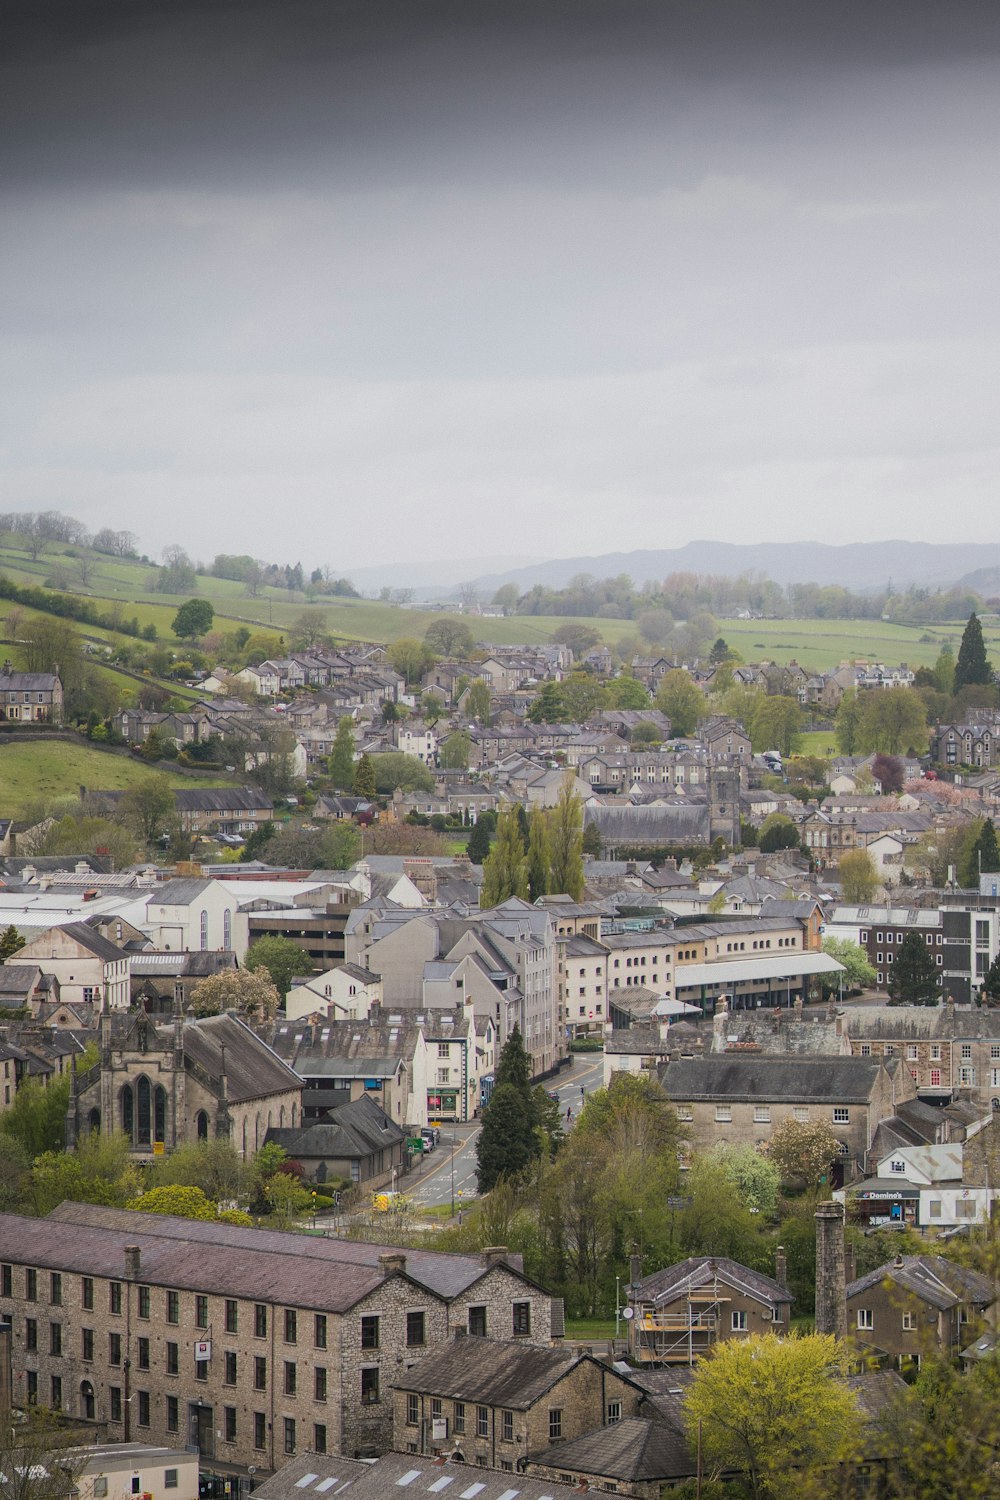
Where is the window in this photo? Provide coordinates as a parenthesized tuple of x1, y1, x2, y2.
(477, 1405, 489, 1438)
(859, 1044, 872, 1057)
(25, 1371, 37, 1407)
(469, 1305, 487, 1336)
(109, 1387, 122, 1423)
(166, 1290, 179, 1324)
(137, 1285, 150, 1319)
(224, 1407, 237, 1443)
(196, 1295, 209, 1329)
(284, 1361, 297, 1397)
(282, 1308, 296, 1344)
(254, 1356, 267, 1391)
(431, 1399, 442, 1421)
(676, 1106, 693, 1122)
(166, 1341, 179, 1375)
(94, 1483, 108, 1498)
(715, 1105, 732, 1122)
(109, 1282, 122, 1316)
(454, 1402, 465, 1435)
(165, 1474, 178, 1491)
(361, 1315, 379, 1349)
(731, 1311, 748, 1332)
(82, 1328, 94, 1362)
(50, 1376, 62, 1411)
(5, 1263, 21, 1297)
(137, 1391, 150, 1427)
(406, 1310, 425, 1347)
(284, 1418, 296, 1456)
(167, 1396, 179, 1433)
(962, 1044, 973, 1060)
(857, 1309, 874, 1330)
(931, 1069, 942, 1087)
(314, 1314, 327, 1349)
(50, 1273, 62, 1306)
(607, 1401, 622, 1425)
(513, 1301, 531, 1337)
(225, 1300, 238, 1334)
(794, 1107, 809, 1123)
(109, 1332, 122, 1366)
(137, 1337, 149, 1370)
(254, 1412, 267, 1450)
(406, 1394, 419, 1426)
(833, 1107, 850, 1124)
(254, 1304, 267, 1338)
(26, 1269, 37, 1302)
(361, 1367, 379, 1405)
(928, 1200, 942, 1219)
(549, 1409, 563, 1441)
(906, 1045, 918, 1062)
(955, 1199, 977, 1219)
(49, 1322, 62, 1356)
(314, 1424, 327, 1455)
(502, 1410, 514, 1442)
(315, 1366, 327, 1402)
(753, 1107, 771, 1124)
(225, 1351, 237, 1385)
(890, 1159, 905, 1174)
(902, 1312, 916, 1331)
(25, 1318, 37, 1352)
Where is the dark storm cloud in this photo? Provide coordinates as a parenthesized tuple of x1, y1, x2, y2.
(2, 1, 1000, 570)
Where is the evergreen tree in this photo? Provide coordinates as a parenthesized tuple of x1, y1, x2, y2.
(0, 925, 23, 962)
(982, 951, 1000, 1006)
(526, 812, 551, 902)
(974, 817, 1000, 875)
(495, 1025, 534, 1099)
(352, 752, 377, 800)
(327, 717, 356, 790)
(480, 806, 528, 907)
(887, 930, 942, 1006)
(475, 1084, 538, 1193)
(466, 818, 491, 865)
(954, 612, 992, 692)
(548, 778, 585, 899)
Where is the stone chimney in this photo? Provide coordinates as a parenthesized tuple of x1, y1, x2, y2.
(814, 1201, 847, 1340)
(482, 1246, 509, 1267)
(774, 1244, 787, 1290)
(378, 1252, 407, 1276)
(124, 1245, 141, 1280)
(712, 995, 730, 1051)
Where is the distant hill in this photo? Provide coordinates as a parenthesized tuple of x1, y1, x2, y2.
(453, 540, 1000, 598)
(955, 565, 1000, 597)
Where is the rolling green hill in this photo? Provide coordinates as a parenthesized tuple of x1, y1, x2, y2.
(0, 739, 236, 818)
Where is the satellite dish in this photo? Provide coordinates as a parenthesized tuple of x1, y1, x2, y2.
(621, 1307, 634, 1321)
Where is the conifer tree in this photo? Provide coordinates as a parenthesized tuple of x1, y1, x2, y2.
(476, 1027, 540, 1192)
(982, 951, 1000, 1007)
(887, 930, 942, 1006)
(954, 612, 992, 692)
(327, 717, 356, 789)
(974, 817, 1000, 875)
(352, 751, 377, 799)
(466, 818, 491, 865)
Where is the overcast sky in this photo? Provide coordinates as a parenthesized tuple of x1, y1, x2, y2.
(3, 0, 1000, 578)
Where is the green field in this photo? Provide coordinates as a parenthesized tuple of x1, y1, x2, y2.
(799, 729, 839, 755)
(0, 740, 235, 818)
(719, 615, 1000, 672)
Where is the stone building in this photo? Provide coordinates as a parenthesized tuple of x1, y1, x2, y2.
(0, 1204, 559, 1470)
(0, 665, 63, 723)
(66, 1003, 303, 1159)
(392, 1336, 644, 1467)
(846, 1253, 995, 1367)
(626, 1255, 793, 1365)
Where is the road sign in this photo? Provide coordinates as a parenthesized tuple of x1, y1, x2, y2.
(406, 1137, 425, 1152)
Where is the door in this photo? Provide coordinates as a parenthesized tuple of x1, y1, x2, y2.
(189, 1402, 215, 1458)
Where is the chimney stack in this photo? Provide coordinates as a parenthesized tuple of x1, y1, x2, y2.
(774, 1245, 787, 1290)
(482, 1246, 509, 1267)
(124, 1245, 141, 1281)
(378, 1252, 407, 1276)
(814, 1201, 847, 1340)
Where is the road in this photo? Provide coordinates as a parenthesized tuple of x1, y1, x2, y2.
(405, 1052, 606, 1212)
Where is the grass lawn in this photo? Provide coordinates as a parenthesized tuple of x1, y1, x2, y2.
(0, 739, 236, 817)
(798, 729, 839, 757)
(564, 1317, 617, 1339)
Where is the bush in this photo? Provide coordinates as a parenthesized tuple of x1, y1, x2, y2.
(569, 1037, 604, 1052)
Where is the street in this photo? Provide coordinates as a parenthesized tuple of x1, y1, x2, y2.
(404, 1052, 606, 1212)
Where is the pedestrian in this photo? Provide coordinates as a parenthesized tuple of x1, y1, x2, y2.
(566, 1106, 572, 1123)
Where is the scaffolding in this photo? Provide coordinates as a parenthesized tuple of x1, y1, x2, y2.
(632, 1276, 731, 1364)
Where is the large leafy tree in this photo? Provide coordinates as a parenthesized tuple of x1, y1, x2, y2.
(480, 805, 528, 907)
(857, 687, 928, 755)
(684, 1332, 860, 1500)
(954, 611, 992, 692)
(121, 774, 176, 844)
(526, 811, 551, 902)
(245, 936, 307, 997)
(547, 778, 585, 899)
(655, 668, 703, 737)
(887, 930, 942, 1006)
(192, 968, 282, 1019)
(750, 694, 803, 756)
(438, 730, 472, 770)
(367, 751, 435, 794)
(171, 597, 215, 639)
(763, 1118, 841, 1188)
(835, 688, 864, 755)
(821, 937, 876, 993)
(838, 848, 879, 902)
(464, 677, 492, 722)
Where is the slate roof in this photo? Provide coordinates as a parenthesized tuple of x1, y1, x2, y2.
(846, 1253, 995, 1311)
(662, 1054, 886, 1103)
(47, 1202, 528, 1301)
(394, 1336, 616, 1407)
(145, 878, 212, 905)
(528, 1417, 692, 1483)
(51, 921, 128, 964)
(179, 1012, 301, 1102)
(265, 1093, 405, 1161)
(254, 1454, 584, 1500)
(632, 1255, 792, 1310)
